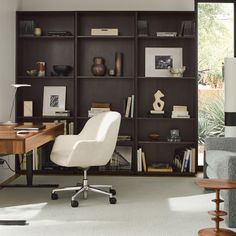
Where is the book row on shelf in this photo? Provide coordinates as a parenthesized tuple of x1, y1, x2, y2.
(123, 95, 135, 118)
(137, 147, 196, 173)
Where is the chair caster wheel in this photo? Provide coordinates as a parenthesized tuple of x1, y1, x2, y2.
(51, 193, 58, 200)
(71, 200, 79, 208)
(109, 189, 116, 196)
(109, 197, 117, 204)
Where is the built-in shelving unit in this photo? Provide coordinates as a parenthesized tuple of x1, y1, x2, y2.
(16, 10, 197, 176)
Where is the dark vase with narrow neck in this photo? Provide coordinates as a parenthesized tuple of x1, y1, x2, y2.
(91, 57, 106, 76)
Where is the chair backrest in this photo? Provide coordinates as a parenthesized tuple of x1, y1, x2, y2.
(67, 111, 121, 168)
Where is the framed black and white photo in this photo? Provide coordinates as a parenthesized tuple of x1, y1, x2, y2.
(43, 86, 66, 116)
(145, 47, 183, 77)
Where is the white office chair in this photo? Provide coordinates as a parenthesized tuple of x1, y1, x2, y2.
(50, 111, 121, 207)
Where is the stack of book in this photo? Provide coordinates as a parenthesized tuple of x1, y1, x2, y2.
(172, 147, 196, 173)
(55, 110, 71, 117)
(171, 105, 190, 119)
(123, 95, 135, 118)
(88, 102, 111, 117)
(137, 147, 147, 172)
(118, 135, 132, 141)
(156, 31, 177, 37)
(147, 163, 173, 172)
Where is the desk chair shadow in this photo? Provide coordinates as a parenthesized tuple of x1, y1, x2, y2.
(50, 111, 121, 207)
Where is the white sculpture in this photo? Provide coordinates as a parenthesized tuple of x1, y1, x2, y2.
(153, 90, 165, 112)
(168, 66, 186, 77)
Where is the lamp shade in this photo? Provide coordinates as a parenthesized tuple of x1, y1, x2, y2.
(6, 84, 32, 123)
(12, 84, 31, 88)
(224, 58, 236, 137)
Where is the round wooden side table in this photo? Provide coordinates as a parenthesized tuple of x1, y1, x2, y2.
(195, 179, 236, 236)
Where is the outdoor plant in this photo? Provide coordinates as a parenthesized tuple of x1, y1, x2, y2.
(198, 93, 224, 144)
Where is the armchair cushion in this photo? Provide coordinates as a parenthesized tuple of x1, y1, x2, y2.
(204, 137, 236, 227)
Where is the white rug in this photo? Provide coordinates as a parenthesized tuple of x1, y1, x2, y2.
(0, 175, 235, 236)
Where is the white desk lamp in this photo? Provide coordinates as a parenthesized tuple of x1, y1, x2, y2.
(7, 84, 31, 124)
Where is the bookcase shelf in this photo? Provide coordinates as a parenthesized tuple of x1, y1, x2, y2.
(77, 36, 135, 39)
(138, 36, 195, 39)
(77, 76, 134, 79)
(138, 141, 196, 145)
(137, 117, 196, 120)
(18, 36, 74, 40)
(137, 76, 196, 80)
(17, 116, 75, 121)
(16, 10, 197, 177)
(17, 76, 74, 79)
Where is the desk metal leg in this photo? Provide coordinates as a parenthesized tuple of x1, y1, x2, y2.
(26, 151, 33, 187)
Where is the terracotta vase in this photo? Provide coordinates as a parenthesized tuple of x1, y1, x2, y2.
(91, 57, 106, 76)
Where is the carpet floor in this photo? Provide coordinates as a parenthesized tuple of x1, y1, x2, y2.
(0, 175, 235, 236)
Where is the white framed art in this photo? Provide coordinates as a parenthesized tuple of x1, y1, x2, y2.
(145, 47, 183, 77)
(43, 86, 66, 116)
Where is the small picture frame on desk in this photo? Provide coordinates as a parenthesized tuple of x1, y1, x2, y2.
(42, 86, 66, 116)
(23, 101, 33, 117)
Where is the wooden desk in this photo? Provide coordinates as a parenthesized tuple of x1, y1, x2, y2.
(0, 122, 64, 187)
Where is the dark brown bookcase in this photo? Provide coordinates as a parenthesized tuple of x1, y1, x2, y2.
(16, 11, 197, 176)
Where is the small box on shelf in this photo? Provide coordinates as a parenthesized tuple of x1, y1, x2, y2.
(91, 28, 119, 36)
(156, 32, 177, 37)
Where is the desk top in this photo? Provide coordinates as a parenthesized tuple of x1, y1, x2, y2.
(195, 179, 236, 190)
(0, 122, 64, 154)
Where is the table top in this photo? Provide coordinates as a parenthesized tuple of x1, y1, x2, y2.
(0, 122, 62, 140)
(195, 179, 236, 190)
(0, 122, 64, 154)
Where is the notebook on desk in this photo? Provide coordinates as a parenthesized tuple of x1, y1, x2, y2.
(14, 123, 46, 131)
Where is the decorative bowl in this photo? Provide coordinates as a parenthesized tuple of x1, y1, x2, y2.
(53, 65, 72, 76)
(26, 69, 38, 76)
(149, 133, 160, 141)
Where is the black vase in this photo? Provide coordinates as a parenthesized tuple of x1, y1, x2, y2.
(91, 57, 106, 76)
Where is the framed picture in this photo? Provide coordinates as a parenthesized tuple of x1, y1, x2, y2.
(145, 47, 183, 77)
(43, 86, 66, 116)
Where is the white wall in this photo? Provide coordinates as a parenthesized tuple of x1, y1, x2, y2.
(20, 0, 194, 11)
(0, 0, 22, 183)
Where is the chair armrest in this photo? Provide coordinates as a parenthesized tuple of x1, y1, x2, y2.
(228, 156, 236, 180)
(205, 137, 236, 152)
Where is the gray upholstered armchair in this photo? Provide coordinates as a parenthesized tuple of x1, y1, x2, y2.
(204, 137, 236, 227)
